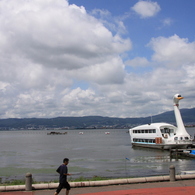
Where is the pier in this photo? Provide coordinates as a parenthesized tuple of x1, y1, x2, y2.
(170, 148, 195, 159)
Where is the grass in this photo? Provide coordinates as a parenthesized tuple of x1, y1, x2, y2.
(0, 167, 55, 177)
(0, 179, 25, 186)
(69, 176, 109, 182)
(0, 176, 114, 186)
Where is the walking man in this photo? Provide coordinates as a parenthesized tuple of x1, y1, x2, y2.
(55, 158, 71, 195)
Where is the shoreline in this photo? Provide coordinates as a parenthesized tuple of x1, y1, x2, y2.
(1, 174, 195, 192)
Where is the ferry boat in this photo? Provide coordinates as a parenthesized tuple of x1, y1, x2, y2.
(129, 94, 193, 150)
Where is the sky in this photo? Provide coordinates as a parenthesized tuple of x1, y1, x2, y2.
(0, 0, 195, 119)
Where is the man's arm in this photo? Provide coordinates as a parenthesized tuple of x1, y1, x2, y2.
(63, 173, 71, 176)
(56, 166, 61, 174)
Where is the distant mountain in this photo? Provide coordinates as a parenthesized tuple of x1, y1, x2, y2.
(151, 108, 195, 124)
(0, 108, 194, 130)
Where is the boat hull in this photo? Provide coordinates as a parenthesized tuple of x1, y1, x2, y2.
(132, 142, 192, 150)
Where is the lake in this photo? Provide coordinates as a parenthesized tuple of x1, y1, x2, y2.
(0, 128, 195, 182)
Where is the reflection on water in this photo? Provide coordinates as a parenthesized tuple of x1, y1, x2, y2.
(0, 128, 195, 182)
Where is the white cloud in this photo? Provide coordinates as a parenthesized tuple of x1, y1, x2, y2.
(91, 9, 128, 35)
(0, 0, 132, 118)
(73, 57, 126, 85)
(125, 57, 149, 67)
(0, 0, 131, 71)
(121, 66, 194, 116)
(0, 0, 194, 119)
(182, 65, 195, 90)
(132, 1, 161, 18)
(148, 34, 195, 67)
(162, 18, 173, 26)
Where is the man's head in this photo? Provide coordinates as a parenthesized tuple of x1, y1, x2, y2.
(63, 158, 69, 165)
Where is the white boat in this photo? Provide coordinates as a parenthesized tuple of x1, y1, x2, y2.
(129, 94, 193, 150)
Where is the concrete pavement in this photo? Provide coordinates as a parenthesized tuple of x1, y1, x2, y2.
(0, 179, 195, 195)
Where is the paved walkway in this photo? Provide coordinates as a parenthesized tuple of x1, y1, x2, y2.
(1, 180, 195, 195)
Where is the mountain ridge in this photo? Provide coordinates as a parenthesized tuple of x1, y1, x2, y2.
(0, 108, 194, 130)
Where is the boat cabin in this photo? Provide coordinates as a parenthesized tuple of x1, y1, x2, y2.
(129, 123, 192, 149)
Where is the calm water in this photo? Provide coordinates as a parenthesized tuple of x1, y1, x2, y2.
(0, 128, 195, 182)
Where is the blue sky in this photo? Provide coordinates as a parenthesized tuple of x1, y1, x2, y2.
(0, 0, 194, 118)
(69, 1, 195, 45)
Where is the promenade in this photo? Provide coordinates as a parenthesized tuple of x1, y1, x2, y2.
(1, 179, 195, 195)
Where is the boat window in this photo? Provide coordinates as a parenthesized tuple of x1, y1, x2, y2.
(174, 137, 178, 140)
(185, 137, 189, 140)
(132, 129, 156, 134)
(161, 127, 174, 134)
(132, 138, 155, 143)
(165, 128, 169, 133)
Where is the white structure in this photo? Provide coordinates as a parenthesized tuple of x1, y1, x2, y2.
(129, 94, 193, 149)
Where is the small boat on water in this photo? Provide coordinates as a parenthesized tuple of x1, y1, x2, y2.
(181, 150, 195, 158)
(170, 149, 195, 159)
(129, 94, 193, 150)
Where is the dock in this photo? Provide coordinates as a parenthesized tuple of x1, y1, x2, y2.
(170, 148, 195, 158)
